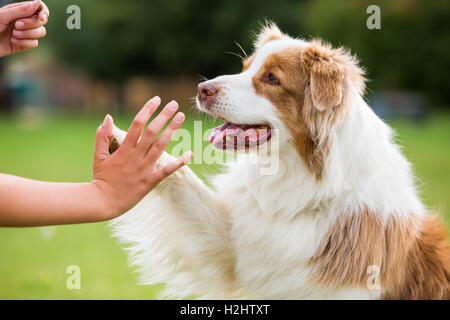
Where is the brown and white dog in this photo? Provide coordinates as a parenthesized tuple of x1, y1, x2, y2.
(110, 23, 450, 299)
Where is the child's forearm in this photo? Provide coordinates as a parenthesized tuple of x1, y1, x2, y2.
(0, 97, 192, 228)
(0, 174, 108, 227)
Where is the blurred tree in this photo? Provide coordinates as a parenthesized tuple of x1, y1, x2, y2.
(44, 0, 303, 80)
(43, 0, 449, 105)
(302, 0, 450, 105)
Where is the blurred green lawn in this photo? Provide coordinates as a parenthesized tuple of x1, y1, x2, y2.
(0, 112, 449, 299)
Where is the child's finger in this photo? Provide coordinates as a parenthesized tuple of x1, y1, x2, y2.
(15, 16, 47, 30)
(153, 151, 193, 182)
(146, 112, 185, 163)
(138, 100, 179, 153)
(13, 26, 46, 39)
(94, 115, 114, 163)
(11, 38, 38, 50)
(121, 96, 161, 150)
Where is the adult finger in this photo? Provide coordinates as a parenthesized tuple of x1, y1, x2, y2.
(15, 15, 47, 30)
(8, 0, 49, 21)
(11, 38, 38, 51)
(13, 26, 46, 39)
(146, 112, 185, 162)
(153, 151, 193, 182)
(121, 96, 161, 150)
(38, 1, 49, 22)
(0, 0, 41, 25)
(2, 2, 31, 9)
(138, 100, 178, 153)
(94, 114, 114, 164)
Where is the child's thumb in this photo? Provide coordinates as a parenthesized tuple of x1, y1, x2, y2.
(94, 114, 114, 163)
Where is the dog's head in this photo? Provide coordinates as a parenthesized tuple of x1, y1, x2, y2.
(196, 23, 365, 179)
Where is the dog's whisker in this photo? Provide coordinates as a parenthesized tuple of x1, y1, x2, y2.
(197, 74, 209, 81)
(225, 51, 245, 61)
(234, 41, 248, 58)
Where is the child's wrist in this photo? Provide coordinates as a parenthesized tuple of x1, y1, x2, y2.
(88, 181, 119, 221)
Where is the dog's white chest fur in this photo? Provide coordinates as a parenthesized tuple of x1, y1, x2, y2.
(214, 158, 379, 299)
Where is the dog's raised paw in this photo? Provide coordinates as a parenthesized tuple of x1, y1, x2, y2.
(109, 136, 120, 154)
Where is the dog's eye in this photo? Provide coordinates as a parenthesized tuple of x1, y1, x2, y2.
(263, 73, 280, 85)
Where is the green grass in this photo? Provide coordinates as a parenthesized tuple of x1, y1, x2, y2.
(0, 111, 449, 299)
(390, 117, 450, 218)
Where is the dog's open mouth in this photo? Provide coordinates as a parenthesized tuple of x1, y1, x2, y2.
(209, 122, 272, 150)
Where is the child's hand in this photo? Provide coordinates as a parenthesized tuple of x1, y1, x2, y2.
(0, 0, 49, 57)
(0, 96, 192, 227)
(91, 96, 193, 219)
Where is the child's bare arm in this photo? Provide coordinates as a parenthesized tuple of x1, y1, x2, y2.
(0, 97, 193, 227)
(0, 175, 110, 226)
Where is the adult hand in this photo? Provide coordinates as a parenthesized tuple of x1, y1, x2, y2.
(0, 0, 49, 57)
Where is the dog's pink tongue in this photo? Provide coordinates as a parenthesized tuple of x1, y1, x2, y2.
(210, 122, 228, 144)
(210, 123, 238, 145)
(209, 122, 271, 150)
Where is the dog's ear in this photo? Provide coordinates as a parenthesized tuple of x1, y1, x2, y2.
(301, 41, 346, 112)
(254, 22, 285, 49)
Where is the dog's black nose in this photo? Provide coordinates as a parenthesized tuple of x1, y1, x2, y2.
(197, 82, 219, 107)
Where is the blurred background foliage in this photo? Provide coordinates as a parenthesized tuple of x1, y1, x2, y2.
(0, 0, 449, 299)
(41, 0, 450, 106)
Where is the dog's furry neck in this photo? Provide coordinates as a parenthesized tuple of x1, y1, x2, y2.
(229, 95, 425, 221)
